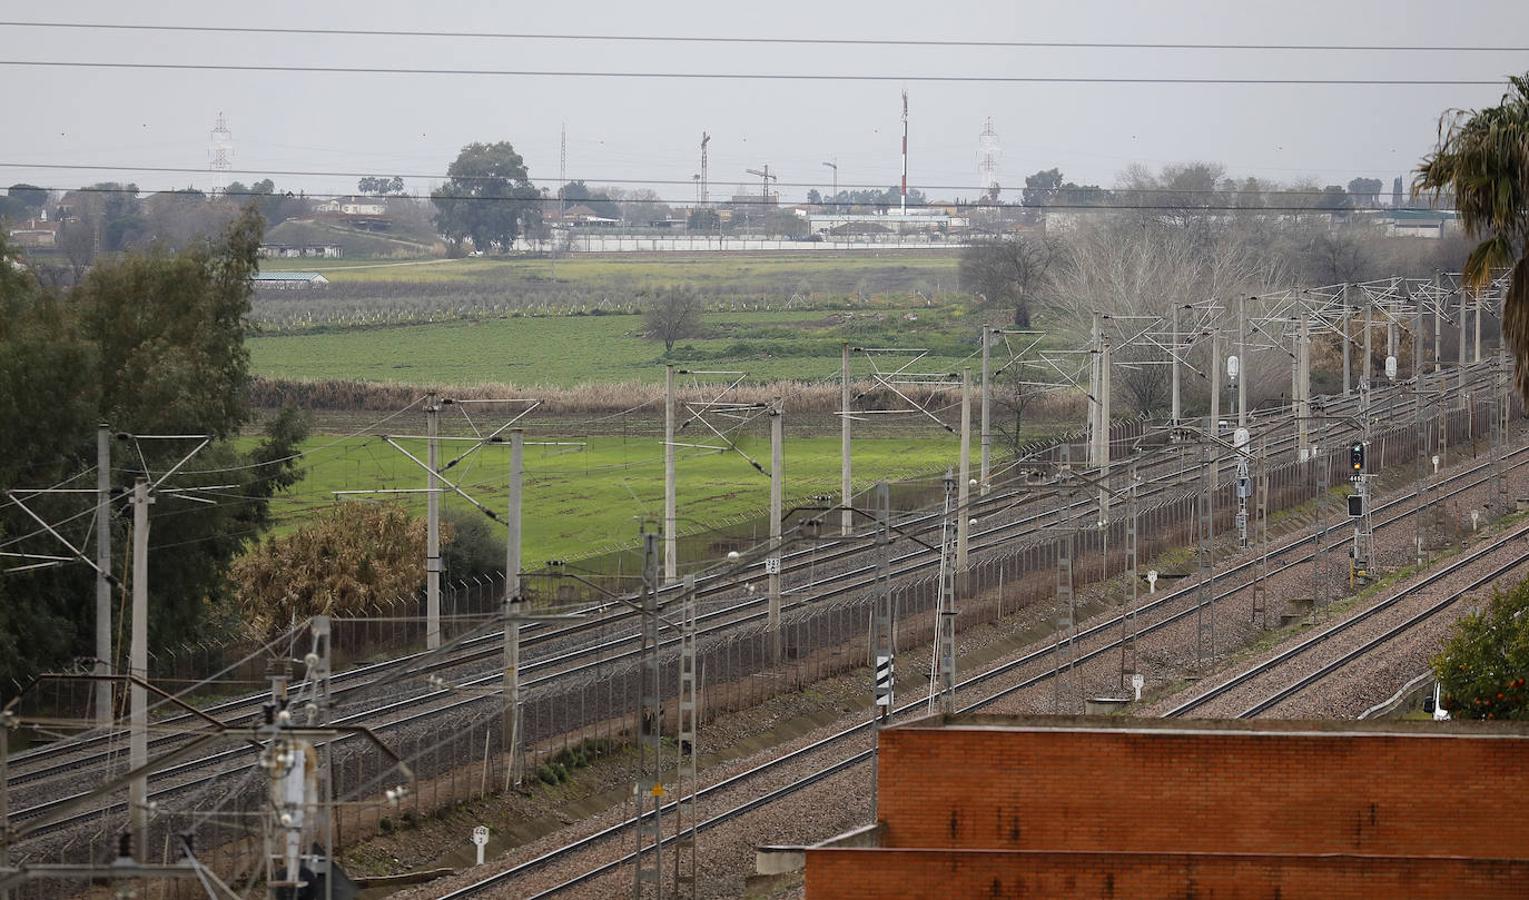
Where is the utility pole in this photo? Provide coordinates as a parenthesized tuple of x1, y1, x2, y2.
(1236, 295, 1248, 429)
(1432, 273, 1443, 374)
(128, 478, 152, 860)
(869, 483, 893, 818)
(1295, 316, 1311, 460)
(1169, 306, 1181, 428)
(95, 424, 112, 727)
(1208, 327, 1222, 489)
(425, 393, 442, 649)
(672, 576, 698, 899)
(768, 401, 784, 664)
(634, 532, 662, 897)
(665, 365, 678, 581)
(1341, 285, 1352, 397)
(1088, 315, 1112, 515)
(934, 472, 958, 715)
(503, 429, 524, 790)
(1458, 285, 1469, 394)
(1052, 446, 1077, 712)
(1195, 443, 1215, 669)
(840, 345, 853, 536)
(957, 368, 972, 570)
(1251, 439, 1270, 629)
(979, 327, 993, 496)
(1474, 288, 1484, 363)
(1363, 289, 1374, 390)
(1119, 461, 1139, 688)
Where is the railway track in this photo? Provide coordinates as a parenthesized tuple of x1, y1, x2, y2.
(433, 426, 1529, 898)
(7, 373, 1508, 849)
(6, 380, 1365, 789)
(1163, 522, 1529, 719)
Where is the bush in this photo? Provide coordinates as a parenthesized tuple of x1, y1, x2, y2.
(441, 507, 506, 581)
(1433, 576, 1529, 720)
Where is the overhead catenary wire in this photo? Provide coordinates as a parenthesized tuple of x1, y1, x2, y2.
(2, 21, 1525, 53)
(0, 59, 1508, 86)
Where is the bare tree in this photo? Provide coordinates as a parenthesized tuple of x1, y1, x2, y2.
(643, 286, 704, 352)
(959, 233, 1055, 328)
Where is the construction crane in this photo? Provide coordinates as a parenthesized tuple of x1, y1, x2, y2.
(699, 132, 711, 204)
(745, 165, 777, 202)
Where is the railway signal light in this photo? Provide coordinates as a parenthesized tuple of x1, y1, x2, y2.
(1350, 442, 1365, 472)
(1348, 494, 1364, 518)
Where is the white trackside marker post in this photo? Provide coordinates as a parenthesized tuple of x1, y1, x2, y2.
(1432, 455, 1440, 475)
(1146, 570, 1158, 594)
(1131, 673, 1145, 701)
(472, 825, 489, 866)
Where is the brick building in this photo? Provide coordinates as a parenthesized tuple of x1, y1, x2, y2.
(804, 715, 1529, 898)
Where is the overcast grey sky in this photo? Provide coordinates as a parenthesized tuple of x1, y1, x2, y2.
(4, 0, 1528, 203)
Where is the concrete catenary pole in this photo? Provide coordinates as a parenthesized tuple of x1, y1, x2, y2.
(128, 477, 152, 859)
(503, 429, 523, 789)
(769, 401, 784, 663)
(1296, 316, 1312, 459)
(1208, 326, 1222, 488)
(1432, 273, 1443, 374)
(425, 392, 442, 649)
(1363, 289, 1374, 389)
(1459, 286, 1469, 393)
(840, 344, 853, 536)
(957, 368, 972, 570)
(979, 327, 993, 496)
(1237, 295, 1248, 430)
(1169, 306, 1182, 428)
(1341, 285, 1352, 397)
(1474, 288, 1483, 363)
(95, 424, 113, 727)
(665, 364, 678, 580)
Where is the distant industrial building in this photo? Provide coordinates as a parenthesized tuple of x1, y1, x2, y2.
(252, 271, 329, 288)
(806, 211, 967, 236)
(802, 714, 1529, 898)
(1386, 209, 1458, 239)
(258, 243, 344, 259)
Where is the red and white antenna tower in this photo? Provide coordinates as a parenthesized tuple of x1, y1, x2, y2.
(900, 90, 909, 214)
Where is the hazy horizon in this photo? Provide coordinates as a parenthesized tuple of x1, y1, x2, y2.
(5, 0, 1529, 204)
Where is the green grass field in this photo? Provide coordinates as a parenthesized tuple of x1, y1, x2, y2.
(250, 308, 979, 386)
(262, 431, 973, 564)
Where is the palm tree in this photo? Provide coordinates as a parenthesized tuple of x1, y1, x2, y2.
(1414, 74, 1529, 394)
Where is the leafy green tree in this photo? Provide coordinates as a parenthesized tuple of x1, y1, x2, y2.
(432, 141, 541, 253)
(7, 183, 47, 210)
(1315, 185, 1352, 211)
(0, 211, 308, 692)
(1415, 73, 1529, 398)
(1021, 168, 1064, 207)
(1346, 177, 1384, 207)
(1433, 577, 1529, 719)
(441, 507, 505, 582)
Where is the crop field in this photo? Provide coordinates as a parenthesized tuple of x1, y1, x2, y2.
(249, 307, 983, 387)
(251, 250, 963, 332)
(257, 430, 976, 565)
(259, 250, 959, 286)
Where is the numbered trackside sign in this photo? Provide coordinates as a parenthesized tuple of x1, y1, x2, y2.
(764, 557, 782, 575)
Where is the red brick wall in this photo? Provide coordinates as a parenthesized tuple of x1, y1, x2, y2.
(806, 848, 1529, 900)
(877, 724, 1529, 858)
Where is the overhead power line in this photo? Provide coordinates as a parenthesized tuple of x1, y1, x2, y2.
(0, 60, 1506, 86)
(29, 183, 1457, 211)
(0, 161, 1426, 198)
(2, 21, 1525, 53)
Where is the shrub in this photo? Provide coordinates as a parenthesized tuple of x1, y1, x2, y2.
(1433, 576, 1529, 720)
